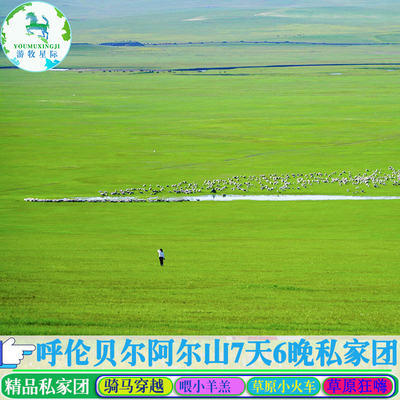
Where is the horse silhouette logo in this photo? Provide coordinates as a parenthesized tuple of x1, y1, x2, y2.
(25, 12, 49, 40)
(2, 2, 71, 72)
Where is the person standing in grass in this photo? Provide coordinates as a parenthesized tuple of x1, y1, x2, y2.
(158, 249, 165, 266)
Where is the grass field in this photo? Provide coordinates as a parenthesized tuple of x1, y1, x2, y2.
(3, 42, 400, 70)
(2, 200, 399, 335)
(1, 1, 400, 336)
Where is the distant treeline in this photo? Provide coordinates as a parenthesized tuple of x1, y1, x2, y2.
(99, 41, 144, 47)
(95, 40, 399, 47)
(3, 41, 399, 49)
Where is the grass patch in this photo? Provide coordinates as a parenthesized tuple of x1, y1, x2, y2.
(1, 57, 399, 335)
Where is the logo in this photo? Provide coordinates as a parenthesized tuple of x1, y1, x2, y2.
(1, 2, 71, 72)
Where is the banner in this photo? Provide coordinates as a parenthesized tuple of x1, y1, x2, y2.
(0, 336, 398, 399)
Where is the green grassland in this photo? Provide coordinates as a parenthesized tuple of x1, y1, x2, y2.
(2, 200, 398, 335)
(1, 64, 399, 335)
(3, 42, 400, 70)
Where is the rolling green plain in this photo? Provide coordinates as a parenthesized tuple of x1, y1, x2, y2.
(1, 1, 400, 335)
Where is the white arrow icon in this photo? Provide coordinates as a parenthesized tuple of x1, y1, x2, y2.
(1, 338, 36, 368)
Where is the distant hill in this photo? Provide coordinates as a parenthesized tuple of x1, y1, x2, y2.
(2, 0, 400, 44)
(1, 0, 399, 20)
